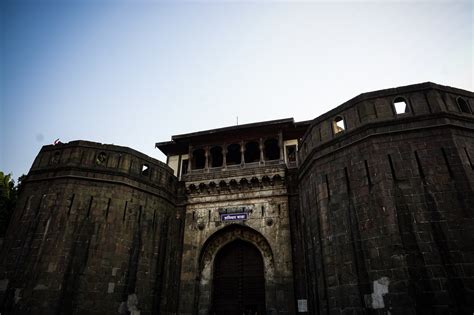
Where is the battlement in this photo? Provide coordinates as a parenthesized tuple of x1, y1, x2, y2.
(28, 140, 177, 197)
(299, 82, 474, 167)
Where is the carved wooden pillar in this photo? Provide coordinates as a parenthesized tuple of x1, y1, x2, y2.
(189, 145, 193, 170)
(223, 144, 227, 169)
(240, 141, 245, 166)
(278, 131, 284, 162)
(259, 138, 264, 164)
(205, 146, 209, 171)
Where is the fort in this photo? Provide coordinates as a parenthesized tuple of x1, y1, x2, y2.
(0, 82, 473, 314)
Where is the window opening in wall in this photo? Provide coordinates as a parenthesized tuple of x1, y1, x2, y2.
(245, 141, 260, 163)
(226, 144, 241, 165)
(264, 138, 280, 160)
(181, 159, 189, 175)
(393, 97, 409, 114)
(210, 146, 223, 167)
(286, 145, 297, 163)
(332, 116, 345, 134)
(193, 148, 206, 169)
(141, 164, 150, 176)
(95, 152, 107, 165)
(457, 97, 471, 113)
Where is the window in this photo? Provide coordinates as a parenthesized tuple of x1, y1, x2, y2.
(181, 159, 189, 175)
(95, 152, 107, 165)
(226, 144, 241, 165)
(457, 97, 471, 114)
(141, 164, 149, 176)
(244, 141, 260, 163)
(210, 146, 223, 167)
(393, 97, 409, 114)
(332, 116, 345, 134)
(286, 145, 297, 163)
(192, 148, 205, 169)
(264, 138, 280, 160)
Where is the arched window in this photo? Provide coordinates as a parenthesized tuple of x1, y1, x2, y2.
(332, 116, 345, 134)
(210, 146, 223, 167)
(244, 141, 260, 163)
(393, 97, 409, 115)
(457, 97, 471, 114)
(264, 138, 280, 160)
(192, 148, 206, 169)
(226, 144, 241, 165)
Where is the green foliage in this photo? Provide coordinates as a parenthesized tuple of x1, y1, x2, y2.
(0, 171, 21, 237)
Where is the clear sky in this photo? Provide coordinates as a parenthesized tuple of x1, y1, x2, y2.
(1, 0, 472, 180)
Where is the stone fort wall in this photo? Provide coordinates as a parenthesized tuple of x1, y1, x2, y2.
(1, 82, 473, 314)
(297, 82, 474, 313)
(0, 141, 185, 314)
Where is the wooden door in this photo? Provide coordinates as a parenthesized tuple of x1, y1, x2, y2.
(212, 240, 265, 315)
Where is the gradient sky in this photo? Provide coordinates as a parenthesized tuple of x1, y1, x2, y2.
(1, 0, 472, 180)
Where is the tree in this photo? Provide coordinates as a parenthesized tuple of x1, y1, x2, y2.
(0, 172, 20, 237)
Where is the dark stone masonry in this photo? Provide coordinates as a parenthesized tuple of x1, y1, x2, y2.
(1, 82, 473, 314)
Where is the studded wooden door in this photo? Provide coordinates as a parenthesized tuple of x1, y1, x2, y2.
(212, 240, 266, 315)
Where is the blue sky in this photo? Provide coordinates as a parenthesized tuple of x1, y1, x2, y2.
(1, 0, 472, 179)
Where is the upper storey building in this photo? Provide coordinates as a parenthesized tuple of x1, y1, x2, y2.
(156, 117, 310, 181)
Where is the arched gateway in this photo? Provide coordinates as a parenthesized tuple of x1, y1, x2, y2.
(195, 225, 275, 315)
(212, 240, 265, 314)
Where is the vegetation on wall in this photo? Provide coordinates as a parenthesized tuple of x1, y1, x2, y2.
(0, 172, 24, 237)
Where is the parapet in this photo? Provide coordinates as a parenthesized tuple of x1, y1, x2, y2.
(28, 140, 178, 200)
(298, 82, 474, 168)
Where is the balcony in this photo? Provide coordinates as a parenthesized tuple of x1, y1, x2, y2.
(182, 159, 287, 182)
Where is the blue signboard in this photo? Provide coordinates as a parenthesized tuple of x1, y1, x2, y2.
(220, 213, 248, 221)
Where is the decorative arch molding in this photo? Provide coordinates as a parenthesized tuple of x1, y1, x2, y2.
(194, 224, 276, 315)
(186, 174, 285, 195)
